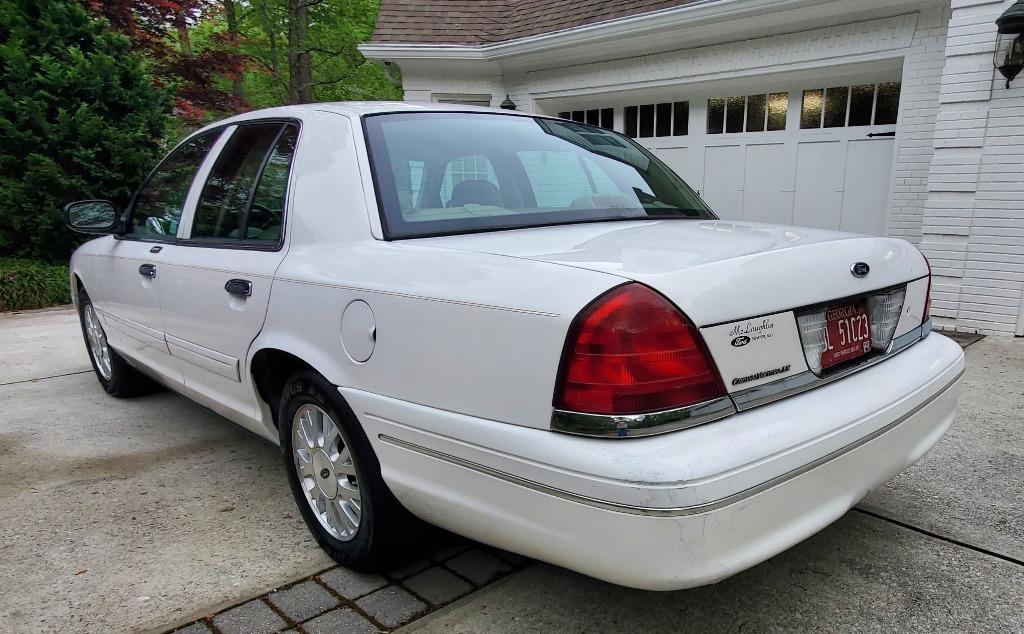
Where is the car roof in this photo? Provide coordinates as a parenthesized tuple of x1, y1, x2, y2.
(196, 101, 537, 133)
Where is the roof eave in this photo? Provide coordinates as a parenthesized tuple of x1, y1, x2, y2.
(361, 0, 808, 62)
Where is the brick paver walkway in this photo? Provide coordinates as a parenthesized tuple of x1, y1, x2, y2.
(167, 535, 529, 634)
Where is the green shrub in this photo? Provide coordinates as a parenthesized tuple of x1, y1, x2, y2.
(0, 257, 72, 311)
(0, 0, 171, 263)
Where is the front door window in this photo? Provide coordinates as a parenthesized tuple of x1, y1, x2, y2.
(129, 131, 221, 239)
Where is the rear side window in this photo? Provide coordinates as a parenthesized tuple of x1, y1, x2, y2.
(246, 125, 298, 243)
(190, 123, 284, 242)
(129, 131, 220, 239)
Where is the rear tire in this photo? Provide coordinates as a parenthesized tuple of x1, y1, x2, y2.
(279, 370, 414, 570)
(77, 288, 157, 397)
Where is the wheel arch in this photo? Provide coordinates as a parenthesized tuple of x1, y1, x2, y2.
(249, 345, 351, 429)
(70, 272, 84, 309)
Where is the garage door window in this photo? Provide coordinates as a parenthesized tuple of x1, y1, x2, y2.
(801, 82, 901, 129)
(558, 109, 615, 130)
(624, 101, 689, 138)
(707, 93, 788, 134)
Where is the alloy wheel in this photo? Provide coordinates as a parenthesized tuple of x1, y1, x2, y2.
(83, 303, 113, 381)
(292, 404, 361, 541)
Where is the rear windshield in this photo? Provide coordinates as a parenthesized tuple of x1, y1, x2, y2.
(363, 112, 715, 239)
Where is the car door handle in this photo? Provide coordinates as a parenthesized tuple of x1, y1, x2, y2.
(224, 279, 252, 297)
(138, 264, 156, 278)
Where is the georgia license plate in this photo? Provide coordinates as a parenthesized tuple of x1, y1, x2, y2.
(821, 299, 872, 370)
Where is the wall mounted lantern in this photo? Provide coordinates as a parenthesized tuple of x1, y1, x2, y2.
(499, 94, 517, 110)
(995, 0, 1024, 88)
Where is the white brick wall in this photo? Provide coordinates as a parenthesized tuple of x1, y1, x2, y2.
(887, 4, 952, 245)
(921, 0, 1024, 335)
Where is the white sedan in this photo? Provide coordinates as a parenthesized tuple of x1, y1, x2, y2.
(65, 103, 964, 590)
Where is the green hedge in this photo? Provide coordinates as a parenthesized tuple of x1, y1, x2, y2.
(0, 257, 72, 312)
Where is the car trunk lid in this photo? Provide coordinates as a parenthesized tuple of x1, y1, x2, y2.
(409, 219, 926, 325)
(410, 219, 930, 398)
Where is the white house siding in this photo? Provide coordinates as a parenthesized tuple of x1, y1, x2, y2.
(921, 0, 1024, 336)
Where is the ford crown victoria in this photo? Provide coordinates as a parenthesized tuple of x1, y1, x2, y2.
(64, 103, 965, 590)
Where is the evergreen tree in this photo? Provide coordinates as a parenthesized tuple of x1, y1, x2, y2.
(0, 0, 171, 262)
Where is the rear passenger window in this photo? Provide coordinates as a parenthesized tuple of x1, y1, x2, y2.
(190, 122, 293, 243)
(247, 125, 298, 243)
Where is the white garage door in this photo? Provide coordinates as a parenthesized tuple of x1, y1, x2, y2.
(558, 76, 901, 235)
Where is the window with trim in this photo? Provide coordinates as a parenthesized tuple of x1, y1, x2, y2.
(247, 126, 298, 242)
(364, 112, 713, 239)
(707, 93, 788, 134)
(623, 102, 688, 138)
(800, 82, 901, 129)
(190, 122, 297, 244)
(129, 130, 221, 239)
(558, 109, 615, 130)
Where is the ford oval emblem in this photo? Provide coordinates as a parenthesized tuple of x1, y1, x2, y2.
(851, 262, 870, 278)
(731, 335, 751, 347)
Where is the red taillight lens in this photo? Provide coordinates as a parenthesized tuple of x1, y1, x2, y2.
(554, 284, 726, 415)
(923, 254, 932, 321)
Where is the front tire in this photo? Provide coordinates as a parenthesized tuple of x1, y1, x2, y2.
(279, 371, 411, 569)
(77, 289, 156, 397)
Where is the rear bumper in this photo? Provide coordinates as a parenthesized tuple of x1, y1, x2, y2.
(344, 334, 964, 590)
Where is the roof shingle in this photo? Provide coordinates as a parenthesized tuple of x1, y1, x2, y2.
(371, 0, 703, 45)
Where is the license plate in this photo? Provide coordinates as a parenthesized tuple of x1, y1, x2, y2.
(821, 299, 872, 370)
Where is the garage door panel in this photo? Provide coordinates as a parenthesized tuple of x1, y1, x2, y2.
(703, 145, 744, 219)
(742, 143, 794, 224)
(841, 138, 894, 235)
(794, 141, 844, 230)
(577, 76, 898, 233)
(655, 146, 701, 190)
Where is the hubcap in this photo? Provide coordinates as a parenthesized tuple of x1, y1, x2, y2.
(292, 404, 361, 541)
(83, 304, 112, 381)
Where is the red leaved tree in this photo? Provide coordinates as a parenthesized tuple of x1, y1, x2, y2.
(85, 0, 248, 121)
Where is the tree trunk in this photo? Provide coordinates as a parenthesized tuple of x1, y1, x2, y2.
(287, 0, 313, 103)
(255, 0, 284, 99)
(223, 0, 243, 99)
(175, 13, 192, 58)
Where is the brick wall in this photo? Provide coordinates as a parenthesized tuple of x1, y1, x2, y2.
(921, 0, 1024, 335)
(887, 4, 953, 244)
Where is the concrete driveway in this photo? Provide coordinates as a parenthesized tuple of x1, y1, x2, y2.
(0, 308, 333, 633)
(1, 307, 1022, 633)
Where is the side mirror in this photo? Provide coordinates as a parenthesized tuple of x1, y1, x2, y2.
(64, 200, 119, 234)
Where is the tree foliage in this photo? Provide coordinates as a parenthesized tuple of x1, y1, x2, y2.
(237, 0, 401, 106)
(87, 0, 249, 119)
(0, 0, 171, 261)
(0, 0, 397, 264)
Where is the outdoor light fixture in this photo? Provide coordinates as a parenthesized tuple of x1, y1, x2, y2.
(995, 0, 1024, 88)
(499, 94, 517, 110)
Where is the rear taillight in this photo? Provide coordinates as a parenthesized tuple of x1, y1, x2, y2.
(923, 254, 932, 321)
(554, 283, 726, 415)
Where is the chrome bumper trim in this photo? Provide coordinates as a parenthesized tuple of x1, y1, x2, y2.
(550, 396, 736, 438)
(378, 366, 963, 518)
(732, 319, 933, 411)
